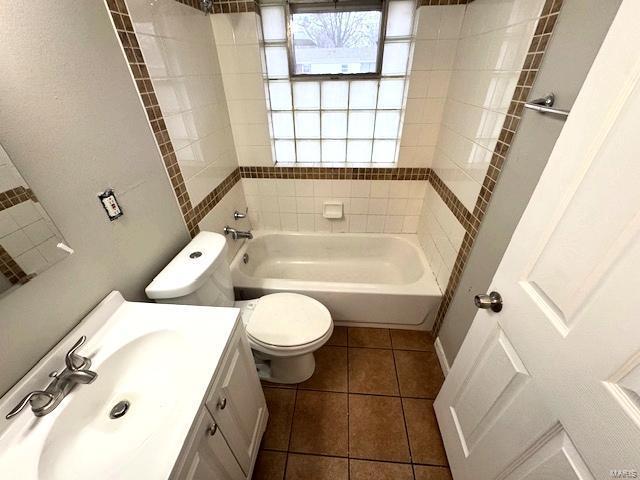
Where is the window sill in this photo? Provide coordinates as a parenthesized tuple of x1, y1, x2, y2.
(274, 162, 399, 169)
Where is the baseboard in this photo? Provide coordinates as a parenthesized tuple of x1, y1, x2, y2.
(434, 336, 450, 377)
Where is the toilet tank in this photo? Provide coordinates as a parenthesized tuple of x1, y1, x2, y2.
(145, 232, 235, 307)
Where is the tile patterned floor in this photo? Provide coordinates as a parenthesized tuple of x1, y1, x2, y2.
(253, 327, 450, 480)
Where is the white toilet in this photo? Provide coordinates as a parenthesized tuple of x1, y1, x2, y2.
(145, 232, 333, 384)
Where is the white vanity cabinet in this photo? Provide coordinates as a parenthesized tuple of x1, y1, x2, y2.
(172, 323, 267, 480)
(175, 409, 245, 480)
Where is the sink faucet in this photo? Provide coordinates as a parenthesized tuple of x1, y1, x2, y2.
(5, 336, 98, 419)
(223, 225, 253, 240)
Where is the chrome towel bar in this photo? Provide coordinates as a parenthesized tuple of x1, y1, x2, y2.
(524, 93, 570, 118)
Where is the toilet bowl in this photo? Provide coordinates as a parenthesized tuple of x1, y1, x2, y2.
(236, 293, 332, 383)
(145, 232, 333, 384)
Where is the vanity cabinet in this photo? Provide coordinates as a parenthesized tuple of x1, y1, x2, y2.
(176, 409, 245, 480)
(206, 331, 267, 473)
(173, 323, 267, 480)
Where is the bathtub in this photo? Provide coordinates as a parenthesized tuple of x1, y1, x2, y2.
(230, 231, 442, 329)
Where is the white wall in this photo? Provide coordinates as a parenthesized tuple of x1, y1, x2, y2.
(211, 13, 273, 167)
(0, 0, 188, 396)
(433, 0, 546, 211)
(398, 5, 465, 168)
(127, 0, 240, 206)
(244, 178, 425, 233)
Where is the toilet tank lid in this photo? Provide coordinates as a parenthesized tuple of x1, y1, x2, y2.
(145, 232, 228, 300)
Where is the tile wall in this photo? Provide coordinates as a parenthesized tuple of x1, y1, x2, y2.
(417, 183, 465, 290)
(108, 0, 250, 245)
(127, 0, 239, 206)
(432, 0, 546, 211)
(398, 5, 465, 168)
(211, 13, 273, 167)
(243, 178, 427, 233)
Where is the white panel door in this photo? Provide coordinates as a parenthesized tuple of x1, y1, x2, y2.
(434, 2, 640, 479)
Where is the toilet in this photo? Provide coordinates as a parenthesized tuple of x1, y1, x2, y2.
(145, 231, 333, 384)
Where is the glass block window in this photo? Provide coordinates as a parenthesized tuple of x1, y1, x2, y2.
(260, 0, 416, 165)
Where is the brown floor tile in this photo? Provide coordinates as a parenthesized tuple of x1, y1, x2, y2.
(394, 350, 444, 398)
(285, 454, 348, 480)
(326, 326, 348, 346)
(262, 387, 296, 451)
(349, 394, 410, 462)
(299, 346, 347, 392)
(253, 450, 286, 480)
(390, 329, 435, 351)
(348, 327, 391, 348)
(414, 465, 453, 480)
(402, 398, 448, 466)
(290, 391, 348, 457)
(348, 348, 399, 396)
(350, 459, 413, 480)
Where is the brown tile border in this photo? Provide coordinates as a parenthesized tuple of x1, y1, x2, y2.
(431, 0, 563, 335)
(0, 245, 31, 285)
(419, 0, 473, 5)
(239, 167, 429, 181)
(0, 186, 37, 212)
(211, 1, 256, 14)
(107, 0, 199, 234)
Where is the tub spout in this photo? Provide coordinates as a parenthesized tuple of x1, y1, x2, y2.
(223, 226, 253, 240)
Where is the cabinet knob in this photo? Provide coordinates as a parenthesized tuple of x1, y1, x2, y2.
(217, 397, 227, 410)
(206, 424, 218, 436)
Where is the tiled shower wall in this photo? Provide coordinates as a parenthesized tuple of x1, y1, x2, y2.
(108, 0, 561, 334)
(244, 178, 427, 233)
(399, 5, 465, 168)
(432, 0, 546, 210)
(211, 13, 273, 167)
(108, 0, 251, 260)
(126, 0, 239, 206)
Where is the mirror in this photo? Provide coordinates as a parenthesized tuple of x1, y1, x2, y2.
(0, 143, 70, 297)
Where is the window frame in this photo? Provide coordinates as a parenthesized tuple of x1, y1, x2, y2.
(285, 0, 390, 81)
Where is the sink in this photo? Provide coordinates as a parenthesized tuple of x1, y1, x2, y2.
(0, 291, 240, 480)
(39, 331, 189, 479)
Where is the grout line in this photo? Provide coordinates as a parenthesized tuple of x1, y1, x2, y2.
(346, 338, 351, 480)
(392, 347, 416, 479)
(282, 376, 299, 480)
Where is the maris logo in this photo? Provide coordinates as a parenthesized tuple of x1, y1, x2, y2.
(610, 470, 638, 479)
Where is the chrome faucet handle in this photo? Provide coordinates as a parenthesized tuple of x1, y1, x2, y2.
(6, 391, 54, 420)
(65, 336, 91, 372)
(233, 208, 247, 220)
(223, 225, 238, 240)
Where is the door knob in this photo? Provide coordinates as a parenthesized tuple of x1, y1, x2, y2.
(474, 291, 503, 312)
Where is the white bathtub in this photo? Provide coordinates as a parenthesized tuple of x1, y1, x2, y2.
(230, 231, 442, 329)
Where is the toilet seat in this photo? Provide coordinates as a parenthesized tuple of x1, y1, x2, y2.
(244, 293, 332, 350)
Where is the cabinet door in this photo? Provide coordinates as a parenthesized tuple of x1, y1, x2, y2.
(207, 328, 267, 474)
(175, 409, 245, 480)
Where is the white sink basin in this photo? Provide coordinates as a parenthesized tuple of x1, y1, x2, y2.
(0, 292, 239, 479)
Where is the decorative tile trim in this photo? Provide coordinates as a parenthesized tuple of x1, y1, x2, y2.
(238, 166, 429, 180)
(0, 186, 37, 212)
(0, 245, 31, 285)
(212, 1, 256, 13)
(186, 168, 242, 230)
(431, 0, 563, 335)
(107, 0, 200, 235)
(419, 0, 473, 5)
